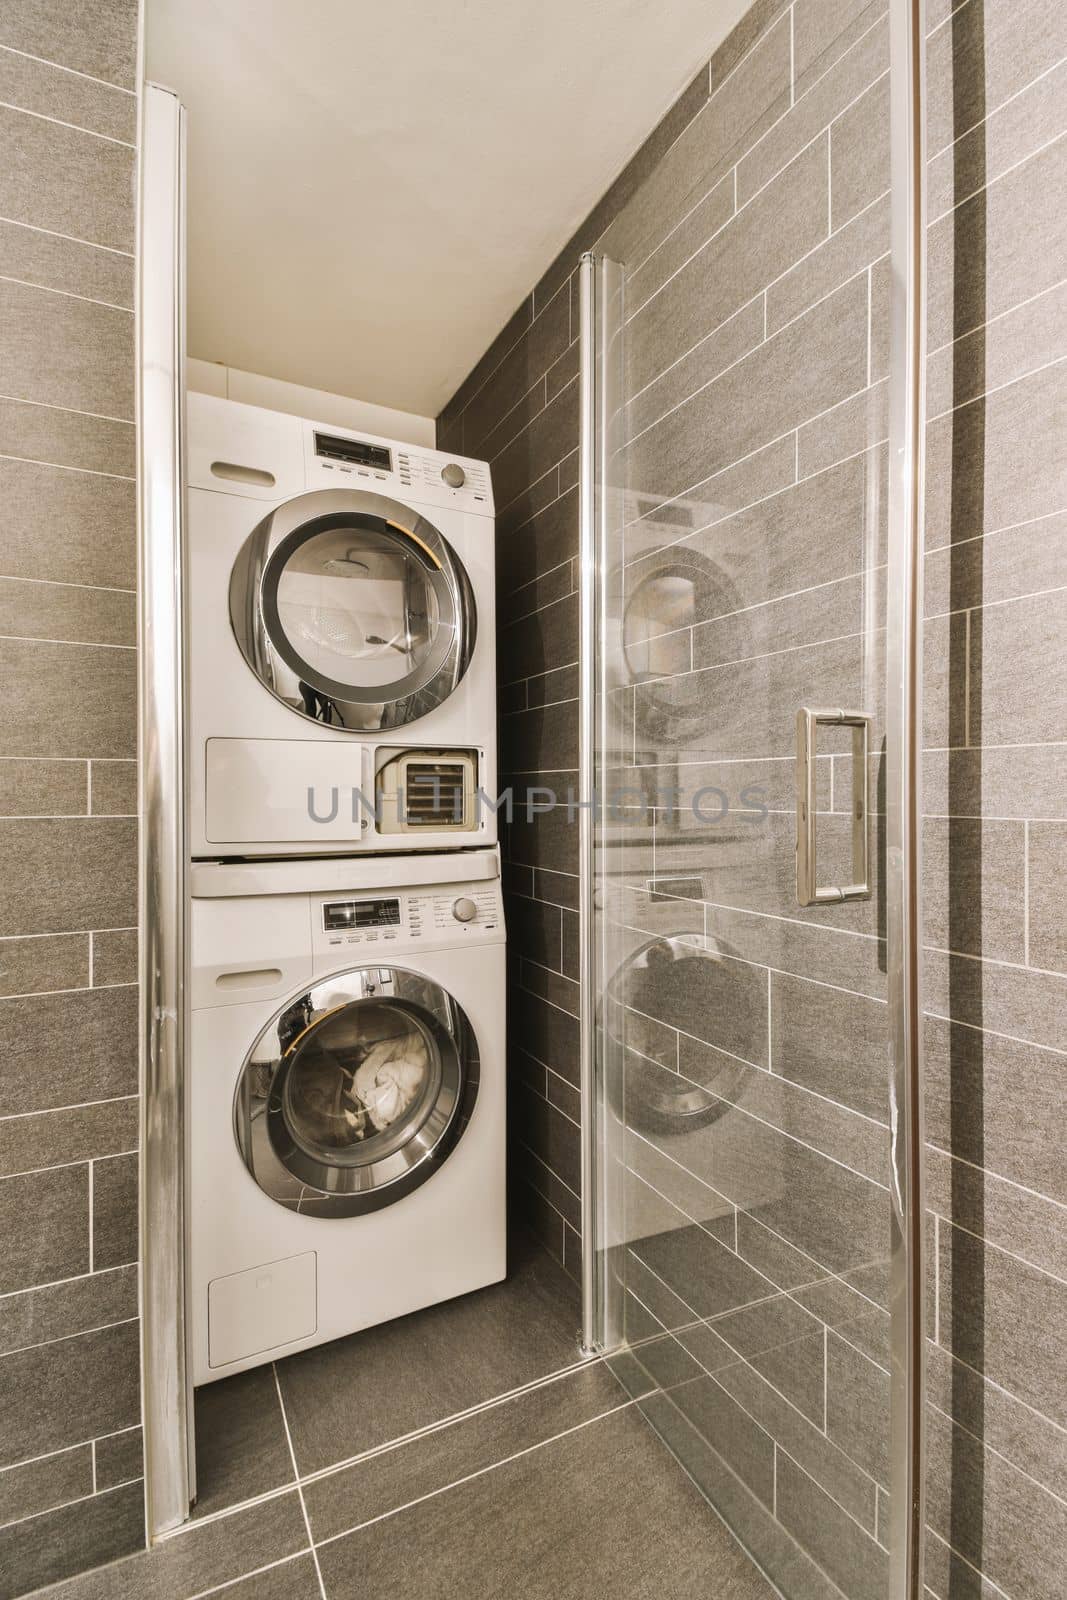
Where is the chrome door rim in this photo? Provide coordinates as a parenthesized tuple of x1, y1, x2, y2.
(234, 965, 479, 1218)
(229, 487, 476, 730)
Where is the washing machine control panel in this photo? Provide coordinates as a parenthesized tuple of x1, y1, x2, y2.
(313, 881, 503, 956)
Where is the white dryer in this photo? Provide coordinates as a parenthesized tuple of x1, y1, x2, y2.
(188, 849, 506, 1384)
(186, 393, 497, 857)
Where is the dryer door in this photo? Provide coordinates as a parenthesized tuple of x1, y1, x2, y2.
(234, 965, 479, 1218)
(230, 487, 476, 731)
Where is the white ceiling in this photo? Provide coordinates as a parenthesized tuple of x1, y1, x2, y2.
(147, 0, 750, 419)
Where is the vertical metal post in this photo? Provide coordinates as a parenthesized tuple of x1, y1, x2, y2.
(138, 81, 193, 1538)
(886, 2, 927, 1596)
(577, 254, 599, 1357)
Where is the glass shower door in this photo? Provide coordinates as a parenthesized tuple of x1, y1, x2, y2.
(585, 4, 923, 1596)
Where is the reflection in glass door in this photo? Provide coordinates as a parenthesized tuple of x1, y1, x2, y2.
(584, 4, 926, 1596)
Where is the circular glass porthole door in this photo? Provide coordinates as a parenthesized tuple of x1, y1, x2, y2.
(229, 488, 476, 732)
(234, 967, 479, 1217)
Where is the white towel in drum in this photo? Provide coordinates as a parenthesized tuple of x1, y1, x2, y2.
(352, 1031, 429, 1130)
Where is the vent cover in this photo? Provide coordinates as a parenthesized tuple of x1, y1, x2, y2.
(403, 760, 467, 827)
(375, 749, 478, 834)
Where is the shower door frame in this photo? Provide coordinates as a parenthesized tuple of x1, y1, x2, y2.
(885, 1, 929, 1595)
(576, 1, 930, 1594)
(138, 79, 195, 1541)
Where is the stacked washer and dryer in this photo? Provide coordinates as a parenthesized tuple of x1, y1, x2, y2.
(186, 394, 505, 1384)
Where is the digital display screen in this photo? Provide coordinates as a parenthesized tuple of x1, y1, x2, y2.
(314, 431, 392, 471)
(323, 898, 401, 931)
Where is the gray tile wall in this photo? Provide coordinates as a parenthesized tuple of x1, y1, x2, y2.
(0, 4, 144, 1594)
(439, 0, 1066, 1596)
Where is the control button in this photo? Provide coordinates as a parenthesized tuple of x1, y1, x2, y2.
(452, 896, 478, 923)
(441, 463, 466, 488)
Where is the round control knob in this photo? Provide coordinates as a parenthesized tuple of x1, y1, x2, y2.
(441, 462, 466, 488)
(452, 897, 478, 923)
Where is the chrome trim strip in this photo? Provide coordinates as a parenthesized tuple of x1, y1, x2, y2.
(578, 253, 598, 1357)
(886, 2, 928, 1596)
(137, 82, 192, 1536)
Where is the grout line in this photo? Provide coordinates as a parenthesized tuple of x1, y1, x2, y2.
(924, 501, 1067, 557)
(0, 271, 132, 314)
(90, 1438, 97, 1494)
(185, 1552, 314, 1600)
(0, 450, 133, 482)
(926, 581, 1067, 625)
(0, 1092, 138, 1125)
(0, 1474, 144, 1536)
(174, 1354, 604, 1540)
(789, 3, 795, 106)
(0, 391, 133, 426)
(963, 609, 972, 749)
(312, 1399, 637, 1554)
(631, 1261, 889, 1537)
(272, 1365, 327, 1599)
(929, 126, 1067, 230)
(925, 1530, 1017, 1600)
(0, 572, 135, 596)
(1023, 820, 1031, 967)
(0, 631, 135, 649)
(926, 51, 1067, 172)
(625, 43, 883, 325)
(627, 4, 884, 305)
(927, 274, 1067, 364)
(930, 1206, 1067, 1288)
(926, 350, 1067, 427)
(0, 96, 134, 147)
(0, 42, 137, 96)
(766, 972, 773, 1071)
(933, 1213, 940, 1346)
(0, 977, 137, 1003)
(87, 1160, 94, 1273)
(627, 1127, 890, 1321)
(0, 1305, 139, 1356)
(0, 211, 133, 257)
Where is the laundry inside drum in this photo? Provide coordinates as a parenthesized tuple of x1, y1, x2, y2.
(279, 999, 442, 1165)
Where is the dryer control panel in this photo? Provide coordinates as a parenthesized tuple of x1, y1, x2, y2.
(312, 879, 503, 958)
(303, 421, 494, 516)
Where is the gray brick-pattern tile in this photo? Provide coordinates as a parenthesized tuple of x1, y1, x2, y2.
(0, 5, 143, 1589)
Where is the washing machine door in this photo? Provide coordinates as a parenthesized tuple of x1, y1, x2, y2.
(230, 488, 476, 732)
(234, 965, 479, 1218)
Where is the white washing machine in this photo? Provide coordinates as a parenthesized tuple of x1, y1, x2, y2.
(186, 393, 497, 858)
(188, 849, 506, 1384)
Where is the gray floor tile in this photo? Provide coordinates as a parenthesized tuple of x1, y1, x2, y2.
(207, 1554, 323, 1600)
(316, 1405, 774, 1600)
(304, 1359, 623, 1543)
(192, 1364, 295, 1520)
(276, 1230, 581, 1475)
(29, 1493, 308, 1600)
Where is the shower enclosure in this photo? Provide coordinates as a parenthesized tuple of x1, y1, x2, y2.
(581, 3, 928, 1596)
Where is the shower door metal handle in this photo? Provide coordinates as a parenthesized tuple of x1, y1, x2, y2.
(796, 707, 872, 906)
